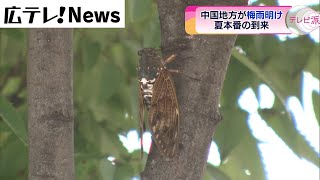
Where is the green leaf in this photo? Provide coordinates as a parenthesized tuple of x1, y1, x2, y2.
(128, 150, 146, 175)
(217, 58, 256, 160)
(99, 158, 116, 179)
(309, 4, 320, 12)
(128, 0, 153, 23)
(218, 126, 265, 180)
(0, 135, 27, 179)
(214, 107, 247, 161)
(233, 34, 319, 164)
(82, 38, 101, 70)
(221, 57, 257, 104)
(80, 29, 118, 46)
(113, 163, 134, 180)
(76, 107, 127, 158)
(129, 80, 139, 127)
(259, 107, 319, 166)
(121, 41, 141, 77)
(94, 62, 124, 102)
(256, 0, 277, 5)
(103, 83, 137, 130)
(1, 29, 26, 68)
(304, 46, 320, 80)
(75, 158, 101, 180)
(231, 48, 287, 106)
(0, 96, 27, 145)
(143, 12, 161, 47)
(75, 60, 124, 104)
(109, 43, 128, 74)
(3, 29, 25, 40)
(234, 36, 316, 100)
(205, 164, 231, 180)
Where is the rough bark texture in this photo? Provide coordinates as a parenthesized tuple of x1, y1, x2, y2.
(142, 0, 247, 179)
(27, 29, 74, 180)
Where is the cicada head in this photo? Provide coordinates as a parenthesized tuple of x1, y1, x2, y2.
(137, 48, 162, 81)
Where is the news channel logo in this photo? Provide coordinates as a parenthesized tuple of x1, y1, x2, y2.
(285, 6, 319, 35)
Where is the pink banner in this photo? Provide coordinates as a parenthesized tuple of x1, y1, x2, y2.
(185, 6, 292, 34)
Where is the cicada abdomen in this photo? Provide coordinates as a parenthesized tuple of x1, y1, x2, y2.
(137, 48, 179, 158)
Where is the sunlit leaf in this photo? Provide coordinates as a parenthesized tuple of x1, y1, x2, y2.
(313, 93, 320, 124)
(259, 107, 319, 166)
(1, 77, 21, 97)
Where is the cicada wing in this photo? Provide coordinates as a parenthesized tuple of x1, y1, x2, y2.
(148, 69, 179, 158)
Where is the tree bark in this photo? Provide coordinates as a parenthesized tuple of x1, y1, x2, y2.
(27, 29, 74, 180)
(142, 0, 247, 179)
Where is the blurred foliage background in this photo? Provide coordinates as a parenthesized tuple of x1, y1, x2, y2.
(0, 0, 319, 179)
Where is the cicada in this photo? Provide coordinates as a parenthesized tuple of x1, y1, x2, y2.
(137, 48, 179, 158)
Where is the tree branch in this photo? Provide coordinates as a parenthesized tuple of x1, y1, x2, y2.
(142, 0, 247, 179)
(28, 29, 74, 180)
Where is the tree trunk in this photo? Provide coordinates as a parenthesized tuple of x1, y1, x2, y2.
(142, 0, 247, 179)
(27, 29, 74, 180)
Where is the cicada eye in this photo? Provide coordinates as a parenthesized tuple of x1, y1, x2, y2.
(137, 67, 145, 78)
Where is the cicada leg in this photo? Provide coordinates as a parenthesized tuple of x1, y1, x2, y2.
(138, 85, 145, 159)
(163, 54, 176, 65)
